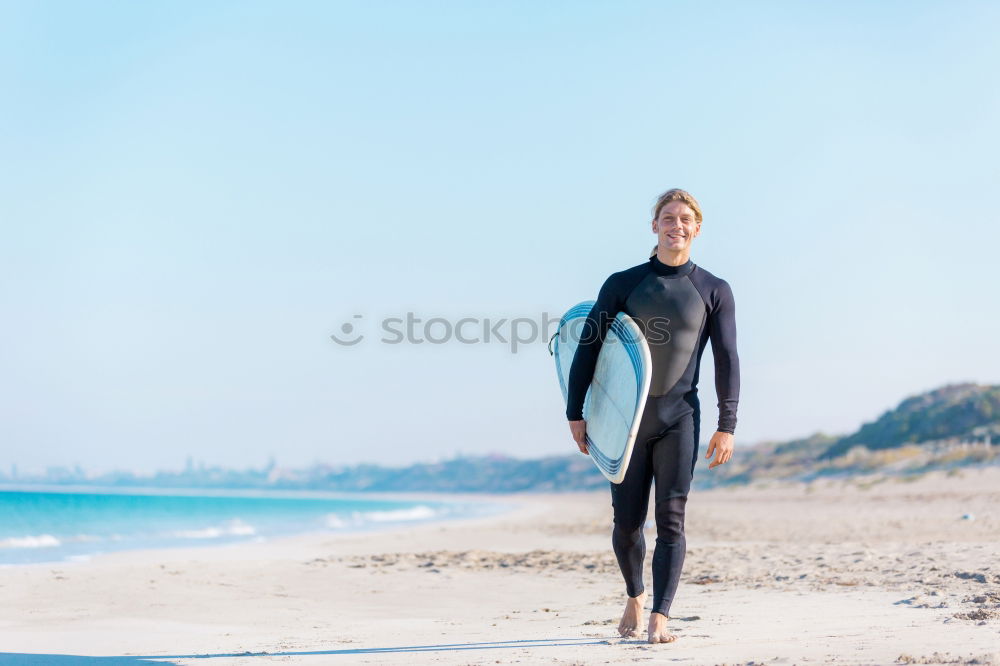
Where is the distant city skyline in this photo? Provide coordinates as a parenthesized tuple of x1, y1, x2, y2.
(3, 1, 999, 474)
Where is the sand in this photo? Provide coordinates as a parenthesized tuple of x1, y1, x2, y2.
(1, 467, 999, 665)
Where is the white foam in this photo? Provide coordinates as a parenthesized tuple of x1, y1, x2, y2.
(225, 520, 257, 536)
(324, 514, 347, 528)
(0, 534, 61, 549)
(172, 527, 222, 539)
(171, 519, 257, 539)
(356, 505, 437, 523)
(66, 534, 102, 543)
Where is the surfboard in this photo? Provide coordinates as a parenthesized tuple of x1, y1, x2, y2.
(548, 301, 652, 484)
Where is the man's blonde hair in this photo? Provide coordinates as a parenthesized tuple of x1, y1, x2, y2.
(652, 188, 703, 223)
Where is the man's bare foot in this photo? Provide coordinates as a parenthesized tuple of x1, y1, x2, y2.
(617, 592, 646, 638)
(647, 611, 677, 643)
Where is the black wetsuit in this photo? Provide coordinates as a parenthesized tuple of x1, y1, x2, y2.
(566, 254, 740, 617)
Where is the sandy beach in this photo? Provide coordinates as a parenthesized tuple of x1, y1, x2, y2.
(2, 467, 999, 665)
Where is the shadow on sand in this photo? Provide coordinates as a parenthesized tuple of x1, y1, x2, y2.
(0, 637, 612, 664)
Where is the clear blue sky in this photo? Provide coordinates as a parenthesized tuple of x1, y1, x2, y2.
(2, 1, 999, 474)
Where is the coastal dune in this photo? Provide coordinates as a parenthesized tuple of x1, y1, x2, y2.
(2, 467, 999, 665)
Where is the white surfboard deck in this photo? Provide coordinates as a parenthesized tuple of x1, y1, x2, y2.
(549, 301, 652, 484)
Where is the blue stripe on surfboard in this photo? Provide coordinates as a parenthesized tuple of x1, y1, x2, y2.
(610, 322, 642, 408)
(609, 318, 645, 410)
(585, 434, 622, 474)
(559, 301, 595, 328)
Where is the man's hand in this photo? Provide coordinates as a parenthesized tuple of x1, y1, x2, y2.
(568, 419, 589, 455)
(705, 431, 734, 469)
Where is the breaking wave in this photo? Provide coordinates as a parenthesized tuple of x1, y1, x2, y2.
(0, 534, 62, 549)
(324, 504, 440, 529)
(170, 519, 257, 539)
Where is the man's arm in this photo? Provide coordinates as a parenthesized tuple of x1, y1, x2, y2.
(565, 275, 621, 421)
(708, 280, 740, 434)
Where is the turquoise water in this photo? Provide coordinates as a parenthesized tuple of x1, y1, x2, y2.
(0, 486, 506, 566)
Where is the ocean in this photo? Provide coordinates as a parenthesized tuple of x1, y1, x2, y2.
(0, 485, 509, 566)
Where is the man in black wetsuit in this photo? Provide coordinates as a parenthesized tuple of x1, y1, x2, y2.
(566, 188, 739, 644)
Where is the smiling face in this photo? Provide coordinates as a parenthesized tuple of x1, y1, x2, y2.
(652, 200, 701, 253)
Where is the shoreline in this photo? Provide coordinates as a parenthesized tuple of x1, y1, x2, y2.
(66, 489, 573, 569)
(0, 488, 529, 570)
